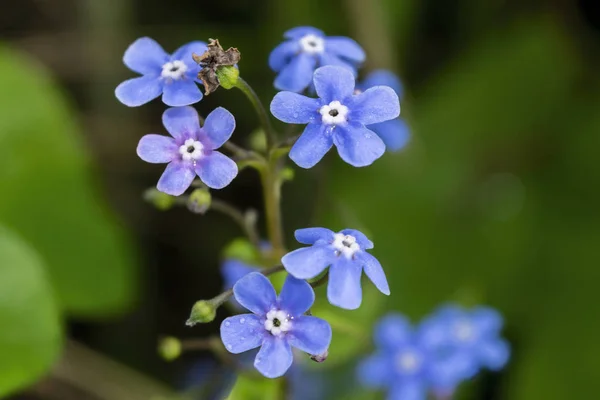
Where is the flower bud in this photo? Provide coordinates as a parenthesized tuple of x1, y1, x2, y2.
(223, 238, 259, 264)
(187, 188, 211, 214)
(280, 167, 295, 182)
(158, 337, 181, 361)
(186, 300, 217, 326)
(143, 188, 176, 211)
(215, 65, 239, 90)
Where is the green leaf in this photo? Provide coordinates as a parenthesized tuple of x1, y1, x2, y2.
(227, 375, 279, 400)
(0, 225, 62, 397)
(0, 44, 136, 317)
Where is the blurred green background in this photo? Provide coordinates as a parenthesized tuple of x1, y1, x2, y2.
(1, 0, 599, 399)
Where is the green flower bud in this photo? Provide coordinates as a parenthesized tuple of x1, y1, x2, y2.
(143, 188, 176, 211)
(186, 300, 217, 326)
(222, 238, 259, 264)
(280, 167, 295, 182)
(158, 337, 182, 361)
(187, 188, 212, 214)
(215, 65, 239, 90)
(249, 129, 267, 153)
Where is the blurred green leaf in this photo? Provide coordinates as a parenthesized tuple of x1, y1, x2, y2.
(0, 44, 136, 317)
(227, 375, 279, 400)
(0, 224, 62, 397)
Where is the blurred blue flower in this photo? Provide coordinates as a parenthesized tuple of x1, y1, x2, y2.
(357, 70, 410, 152)
(271, 66, 400, 168)
(269, 26, 365, 92)
(137, 106, 238, 196)
(115, 37, 207, 107)
(221, 259, 256, 309)
(281, 227, 389, 309)
(220, 272, 332, 378)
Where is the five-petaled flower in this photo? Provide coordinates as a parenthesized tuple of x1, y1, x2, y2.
(115, 37, 207, 107)
(137, 106, 238, 196)
(281, 227, 389, 310)
(269, 26, 365, 92)
(270, 66, 400, 168)
(357, 70, 410, 152)
(220, 272, 332, 378)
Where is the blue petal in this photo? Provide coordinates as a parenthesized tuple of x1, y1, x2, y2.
(389, 381, 427, 400)
(369, 119, 410, 152)
(277, 275, 315, 316)
(313, 65, 355, 102)
(123, 37, 168, 75)
(361, 70, 404, 98)
(220, 314, 264, 354)
(157, 161, 195, 196)
(233, 272, 277, 315)
(340, 229, 373, 249)
(287, 316, 331, 355)
(270, 92, 321, 124)
(325, 37, 366, 63)
(318, 53, 358, 72)
(374, 313, 412, 350)
(274, 53, 316, 92)
(203, 107, 236, 149)
(289, 123, 333, 168)
(357, 252, 389, 295)
(349, 86, 400, 125)
(171, 40, 208, 71)
(254, 336, 293, 378)
(429, 351, 478, 388)
(472, 306, 503, 335)
(115, 76, 162, 107)
(221, 259, 255, 289)
(196, 151, 238, 189)
(327, 257, 363, 309)
(357, 353, 394, 388)
(162, 106, 201, 141)
(294, 227, 335, 245)
(479, 338, 510, 370)
(162, 79, 203, 107)
(333, 123, 385, 167)
(284, 26, 325, 40)
(269, 41, 300, 72)
(281, 245, 336, 280)
(136, 134, 176, 163)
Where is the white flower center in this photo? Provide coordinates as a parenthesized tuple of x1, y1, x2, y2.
(299, 34, 325, 54)
(395, 350, 421, 374)
(179, 138, 204, 161)
(320, 101, 349, 125)
(454, 320, 474, 342)
(161, 60, 188, 80)
(264, 309, 292, 336)
(332, 233, 360, 258)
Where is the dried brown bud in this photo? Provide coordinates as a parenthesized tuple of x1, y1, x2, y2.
(194, 39, 241, 95)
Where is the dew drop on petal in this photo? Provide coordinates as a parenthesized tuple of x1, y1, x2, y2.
(293, 113, 299, 118)
(227, 344, 233, 350)
(225, 321, 230, 327)
(240, 318, 245, 324)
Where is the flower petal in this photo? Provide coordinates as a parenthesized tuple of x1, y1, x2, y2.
(472, 306, 503, 335)
(277, 275, 315, 317)
(203, 107, 236, 149)
(429, 351, 478, 388)
(287, 316, 331, 355)
(479, 338, 510, 370)
(220, 314, 264, 354)
(115, 76, 162, 107)
(317, 53, 358, 73)
(374, 313, 412, 350)
(334, 123, 385, 167)
(270, 92, 321, 124)
(349, 86, 400, 125)
(294, 227, 335, 245)
(195, 151, 238, 189)
(327, 257, 363, 309)
(162, 106, 201, 141)
(156, 161, 195, 196)
(269, 41, 300, 72)
(369, 119, 410, 152)
(284, 26, 325, 40)
(254, 336, 293, 378)
(357, 252, 389, 295)
(360, 70, 404, 98)
(325, 37, 366, 63)
(356, 353, 394, 388)
(313, 65, 355, 103)
(136, 134, 176, 163)
(221, 259, 255, 290)
(123, 37, 168, 75)
(171, 40, 208, 70)
(162, 79, 203, 107)
(281, 245, 336, 280)
(289, 123, 333, 168)
(340, 229, 373, 249)
(233, 272, 277, 315)
(274, 53, 316, 92)
(389, 381, 427, 400)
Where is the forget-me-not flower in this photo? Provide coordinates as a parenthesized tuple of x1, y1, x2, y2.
(221, 259, 256, 310)
(281, 227, 389, 310)
(269, 26, 365, 92)
(137, 106, 238, 196)
(116, 37, 207, 107)
(220, 272, 332, 378)
(357, 70, 410, 152)
(271, 66, 400, 168)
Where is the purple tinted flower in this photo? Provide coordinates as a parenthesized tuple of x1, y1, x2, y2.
(281, 227, 389, 310)
(270, 66, 400, 168)
(220, 272, 332, 378)
(269, 26, 365, 93)
(115, 37, 207, 107)
(137, 106, 238, 196)
(356, 70, 410, 152)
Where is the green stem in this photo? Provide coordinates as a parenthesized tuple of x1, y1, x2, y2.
(210, 199, 260, 248)
(260, 162, 285, 257)
(234, 77, 277, 150)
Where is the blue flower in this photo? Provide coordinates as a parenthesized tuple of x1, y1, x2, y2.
(115, 37, 207, 107)
(269, 26, 365, 92)
(137, 106, 238, 196)
(357, 70, 410, 152)
(221, 259, 257, 309)
(281, 227, 389, 309)
(271, 66, 400, 168)
(220, 272, 332, 378)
